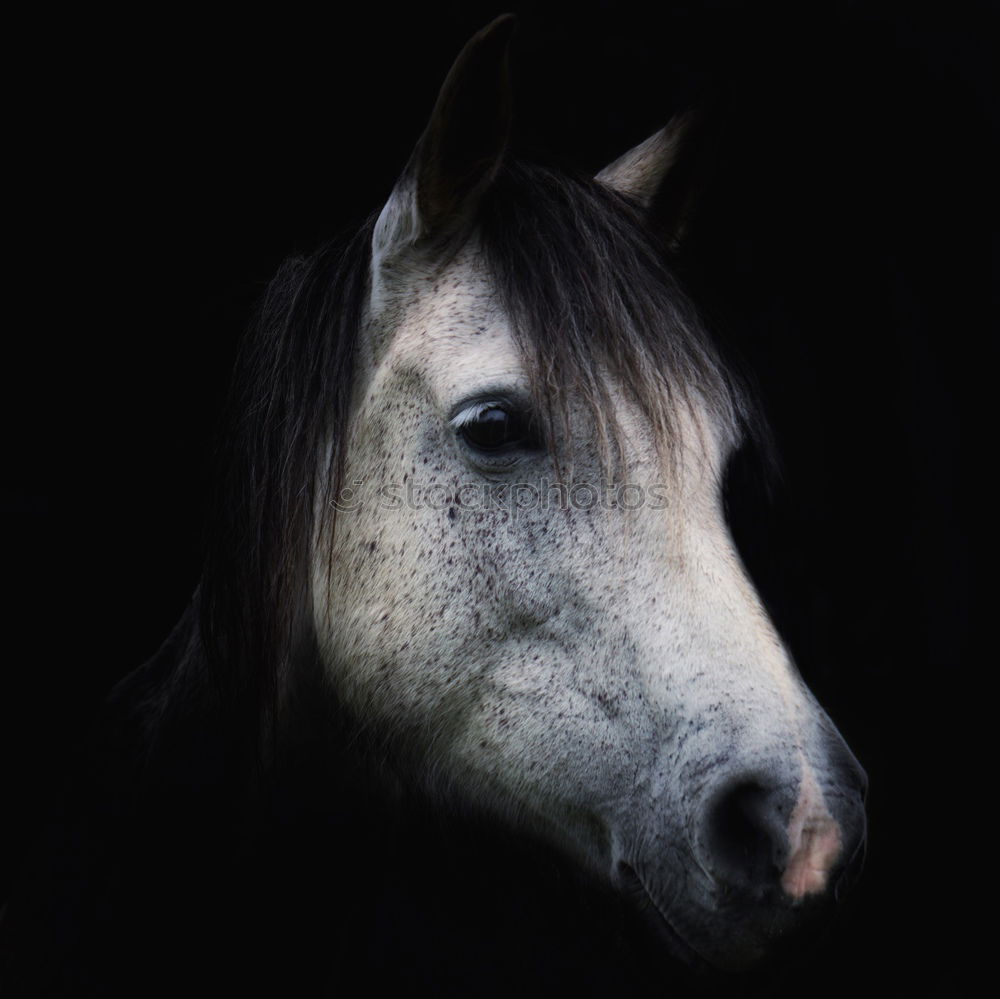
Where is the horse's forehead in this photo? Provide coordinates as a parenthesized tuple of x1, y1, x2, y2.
(383, 253, 523, 394)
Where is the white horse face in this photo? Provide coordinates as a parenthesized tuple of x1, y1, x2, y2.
(312, 17, 865, 971)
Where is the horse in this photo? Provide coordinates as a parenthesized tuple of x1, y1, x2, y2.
(1, 15, 866, 996)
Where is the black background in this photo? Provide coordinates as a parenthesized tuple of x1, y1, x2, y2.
(3, 0, 983, 992)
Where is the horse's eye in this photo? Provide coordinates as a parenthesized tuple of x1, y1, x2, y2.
(457, 405, 534, 453)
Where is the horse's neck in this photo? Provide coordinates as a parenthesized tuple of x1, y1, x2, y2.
(115, 596, 379, 825)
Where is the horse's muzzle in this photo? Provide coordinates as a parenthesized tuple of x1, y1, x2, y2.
(617, 755, 867, 971)
(694, 761, 867, 908)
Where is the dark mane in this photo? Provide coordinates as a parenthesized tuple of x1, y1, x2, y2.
(195, 157, 758, 763)
(198, 219, 375, 761)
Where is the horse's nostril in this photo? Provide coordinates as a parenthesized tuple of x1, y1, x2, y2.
(699, 772, 866, 904)
(700, 780, 790, 894)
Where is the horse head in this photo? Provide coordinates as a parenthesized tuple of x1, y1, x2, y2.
(307, 16, 866, 972)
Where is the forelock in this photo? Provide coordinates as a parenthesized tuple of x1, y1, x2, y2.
(476, 159, 753, 468)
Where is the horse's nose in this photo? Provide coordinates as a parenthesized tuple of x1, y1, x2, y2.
(697, 767, 866, 903)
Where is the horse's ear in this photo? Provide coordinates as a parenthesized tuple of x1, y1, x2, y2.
(596, 110, 712, 249)
(373, 15, 515, 271)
